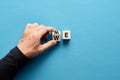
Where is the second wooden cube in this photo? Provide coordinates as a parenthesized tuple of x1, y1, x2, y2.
(62, 31, 71, 40)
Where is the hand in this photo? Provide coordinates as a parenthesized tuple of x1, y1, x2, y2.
(17, 23, 57, 58)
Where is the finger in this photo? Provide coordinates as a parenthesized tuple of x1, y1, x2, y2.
(42, 27, 56, 39)
(38, 40, 57, 51)
(26, 24, 33, 28)
(39, 24, 45, 28)
(37, 27, 56, 38)
(36, 24, 45, 31)
(45, 27, 56, 32)
(33, 23, 39, 27)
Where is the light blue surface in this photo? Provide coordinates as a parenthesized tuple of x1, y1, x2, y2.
(0, 0, 120, 80)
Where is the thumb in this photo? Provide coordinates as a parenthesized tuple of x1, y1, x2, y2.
(38, 40, 57, 52)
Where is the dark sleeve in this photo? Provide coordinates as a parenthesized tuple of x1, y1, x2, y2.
(0, 46, 30, 80)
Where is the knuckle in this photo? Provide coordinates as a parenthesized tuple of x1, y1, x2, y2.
(39, 24, 45, 27)
(33, 23, 38, 26)
(26, 24, 32, 28)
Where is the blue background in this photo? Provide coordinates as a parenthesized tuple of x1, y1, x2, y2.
(0, 0, 120, 80)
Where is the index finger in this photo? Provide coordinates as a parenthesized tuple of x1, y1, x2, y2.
(38, 27, 56, 37)
(46, 26, 56, 32)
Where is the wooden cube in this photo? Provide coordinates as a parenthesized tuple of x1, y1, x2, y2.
(62, 31, 71, 40)
(52, 31, 61, 41)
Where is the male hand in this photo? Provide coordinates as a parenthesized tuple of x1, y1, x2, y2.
(17, 23, 57, 58)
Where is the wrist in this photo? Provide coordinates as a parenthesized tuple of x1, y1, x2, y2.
(17, 44, 31, 58)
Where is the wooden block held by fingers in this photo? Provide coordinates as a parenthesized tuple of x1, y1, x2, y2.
(52, 31, 61, 41)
